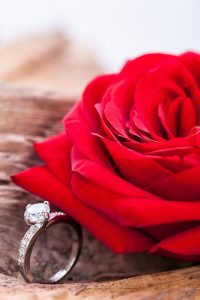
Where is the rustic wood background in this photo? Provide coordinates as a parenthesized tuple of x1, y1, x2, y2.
(0, 33, 200, 299)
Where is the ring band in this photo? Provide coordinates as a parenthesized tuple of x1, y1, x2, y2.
(18, 201, 82, 283)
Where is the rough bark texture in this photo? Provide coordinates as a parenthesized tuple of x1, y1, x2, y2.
(0, 33, 200, 299)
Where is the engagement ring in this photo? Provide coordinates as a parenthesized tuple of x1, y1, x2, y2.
(18, 201, 82, 283)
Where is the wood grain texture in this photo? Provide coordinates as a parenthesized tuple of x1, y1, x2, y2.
(0, 266, 200, 299)
(0, 33, 200, 300)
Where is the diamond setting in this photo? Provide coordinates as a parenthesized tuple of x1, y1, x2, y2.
(24, 201, 50, 225)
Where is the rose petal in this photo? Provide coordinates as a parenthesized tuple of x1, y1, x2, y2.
(125, 128, 200, 155)
(178, 97, 196, 136)
(148, 166, 200, 201)
(152, 153, 200, 173)
(158, 95, 196, 138)
(180, 51, 200, 88)
(101, 137, 172, 188)
(34, 133, 71, 184)
(145, 83, 184, 139)
(117, 53, 176, 80)
(64, 103, 113, 170)
(95, 103, 118, 141)
(81, 74, 115, 128)
(144, 221, 199, 241)
(70, 152, 200, 227)
(102, 79, 134, 139)
(149, 225, 200, 261)
(71, 146, 159, 198)
(160, 95, 183, 137)
(165, 96, 184, 136)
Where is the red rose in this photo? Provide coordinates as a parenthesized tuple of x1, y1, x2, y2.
(12, 52, 200, 261)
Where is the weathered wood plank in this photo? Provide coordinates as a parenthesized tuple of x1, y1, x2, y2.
(0, 266, 200, 299)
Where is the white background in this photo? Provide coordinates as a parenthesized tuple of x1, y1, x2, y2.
(0, 0, 199, 71)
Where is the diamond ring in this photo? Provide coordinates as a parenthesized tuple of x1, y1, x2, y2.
(18, 201, 82, 283)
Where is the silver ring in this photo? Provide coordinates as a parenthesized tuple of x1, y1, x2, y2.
(18, 201, 82, 284)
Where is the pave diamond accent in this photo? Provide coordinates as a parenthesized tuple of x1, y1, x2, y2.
(18, 224, 41, 266)
(24, 202, 50, 225)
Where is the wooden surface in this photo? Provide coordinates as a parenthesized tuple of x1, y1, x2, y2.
(0, 262, 200, 299)
(0, 33, 200, 299)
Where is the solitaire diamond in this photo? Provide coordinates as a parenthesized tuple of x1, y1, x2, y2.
(24, 201, 50, 225)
